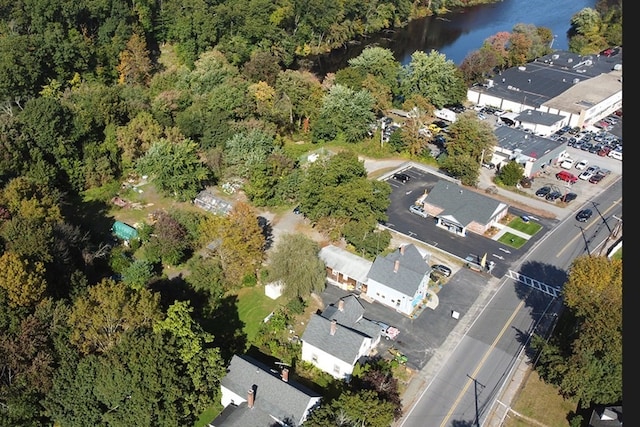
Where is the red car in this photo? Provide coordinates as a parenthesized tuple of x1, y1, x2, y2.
(598, 146, 611, 157)
(556, 170, 578, 184)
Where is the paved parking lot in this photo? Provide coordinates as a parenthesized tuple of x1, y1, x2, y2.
(319, 267, 493, 372)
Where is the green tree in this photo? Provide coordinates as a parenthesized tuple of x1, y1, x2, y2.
(136, 138, 210, 201)
(224, 129, 277, 178)
(0, 314, 55, 426)
(495, 160, 524, 186)
(312, 84, 375, 143)
(568, 8, 607, 54)
(184, 256, 226, 311)
(217, 202, 266, 287)
(399, 50, 467, 109)
(304, 389, 396, 427)
(67, 278, 162, 355)
(441, 112, 497, 186)
(0, 252, 47, 308)
(267, 233, 326, 299)
(532, 256, 622, 408)
(275, 69, 324, 131)
(342, 222, 391, 258)
(122, 259, 157, 290)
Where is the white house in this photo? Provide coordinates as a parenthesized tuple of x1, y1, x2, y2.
(365, 244, 432, 317)
(300, 295, 381, 381)
(212, 354, 322, 427)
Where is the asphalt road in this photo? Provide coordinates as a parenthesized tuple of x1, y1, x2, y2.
(394, 177, 621, 427)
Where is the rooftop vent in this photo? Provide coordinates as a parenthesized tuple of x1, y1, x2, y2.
(552, 54, 559, 59)
(518, 66, 526, 71)
(567, 58, 573, 63)
(573, 78, 580, 84)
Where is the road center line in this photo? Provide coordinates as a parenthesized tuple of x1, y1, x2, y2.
(439, 299, 526, 427)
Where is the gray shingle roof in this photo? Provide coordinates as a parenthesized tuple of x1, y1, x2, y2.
(301, 314, 373, 364)
(367, 244, 430, 296)
(424, 180, 506, 226)
(209, 401, 279, 427)
(219, 355, 320, 426)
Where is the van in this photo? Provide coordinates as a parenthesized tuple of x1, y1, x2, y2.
(556, 170, 578, 184)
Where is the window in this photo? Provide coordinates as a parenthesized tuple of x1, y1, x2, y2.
(311, 354, 318, 363)
(333, 365, 340, 375)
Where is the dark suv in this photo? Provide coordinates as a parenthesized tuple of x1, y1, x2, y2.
(393, 173, 411, 183)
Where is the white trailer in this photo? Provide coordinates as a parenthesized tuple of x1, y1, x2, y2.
(434, 108, 457, 123)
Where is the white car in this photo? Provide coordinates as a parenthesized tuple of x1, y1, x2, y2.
(608, 149, 622, 160)
(409, 205, 428, 218)
(575, 160, 589, 170)
(560, 159, 574, 169)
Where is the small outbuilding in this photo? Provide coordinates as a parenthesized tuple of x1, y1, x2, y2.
(111, 221, 138, 241)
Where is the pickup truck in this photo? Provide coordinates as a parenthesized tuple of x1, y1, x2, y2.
(370, 320, 400, 340)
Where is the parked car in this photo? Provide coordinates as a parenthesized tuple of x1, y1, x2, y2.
(560, 192, 578, 203)
(393, 173, 411, 183)
(409, 204, 428, 218)
(579, 166, 599, 181)
(608, 149, 622, 160)
(575, 159, 589, 170)
(431, 264, 452, 277)
(575, 209, 593, 222)
(589, 172, 606, 184)
(545, 191, 562, 202)
(535, 186, 551, 197)
(556, 170, 578, 184)
(560, 158, 574, 169)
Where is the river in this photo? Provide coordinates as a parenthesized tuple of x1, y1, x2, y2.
(310, 0, 596, 75)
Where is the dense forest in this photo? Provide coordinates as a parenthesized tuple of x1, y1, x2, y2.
(0, 0, 622, 425)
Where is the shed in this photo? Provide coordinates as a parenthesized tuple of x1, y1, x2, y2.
(112, 221, 138, 240)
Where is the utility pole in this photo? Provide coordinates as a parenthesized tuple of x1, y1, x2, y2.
(467, 374, 485, 427)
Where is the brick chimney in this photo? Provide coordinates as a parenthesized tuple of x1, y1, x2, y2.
(281, 368, 289, 382)
(338, 299, 344, 311)
(394, 260, 400, 273)
(247, 389, 254, 408)
(330, 319, 337, 335)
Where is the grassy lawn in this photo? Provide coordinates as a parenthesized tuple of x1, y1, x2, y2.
(233, 286, 282, 343)
(498, 232, 527, 249)
(503, 369, 578, 427)
(507, 216, 543, 235)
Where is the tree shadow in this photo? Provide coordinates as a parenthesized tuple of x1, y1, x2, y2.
(258, 215, 274, 250)
(204, 294, 248, 363)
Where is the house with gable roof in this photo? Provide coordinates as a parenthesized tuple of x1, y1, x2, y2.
(210, 354, 322, 427)
(300, 294, 381, 381)
(418, 180, 509, 237)
(365, 244, 432, 317)
(318, 244, 372, 293)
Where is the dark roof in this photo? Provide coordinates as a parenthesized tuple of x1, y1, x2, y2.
(424, 181, 507, 226)
(473, 50, 622, 108)
(494, 126, 564, 160)
(367, 244, 430, 296)
(218, 355, 320, 427)
(589, 405, 622, 427)
(321, 294, 365, 325)
(301, 314, 374, 364)
(210, 402, 280, 427)
(515, 109, 564, 126)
